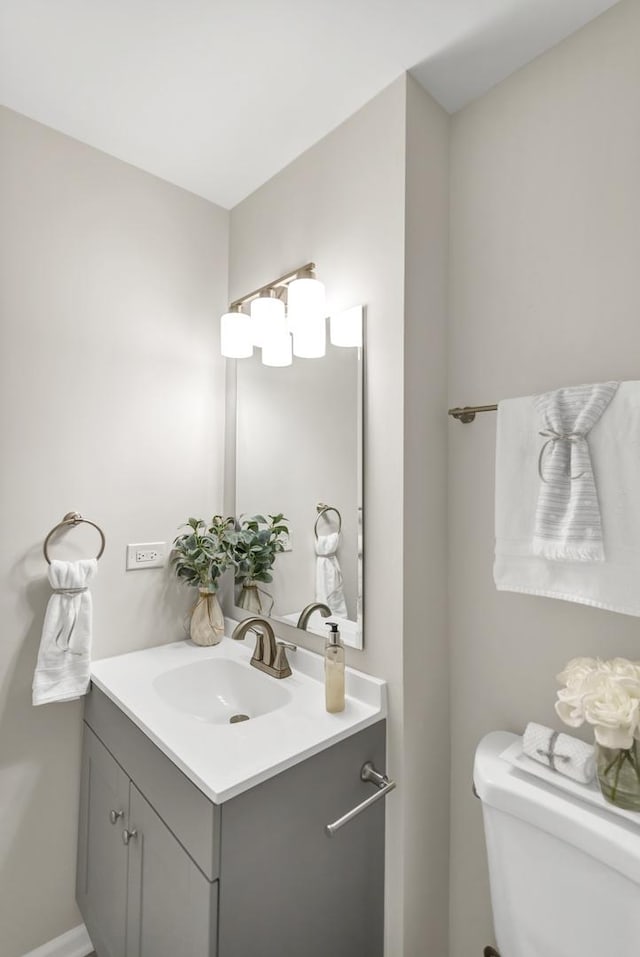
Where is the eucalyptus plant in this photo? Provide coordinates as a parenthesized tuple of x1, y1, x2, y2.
(231, 513, 289, 587)
(172, 515, 235, 591)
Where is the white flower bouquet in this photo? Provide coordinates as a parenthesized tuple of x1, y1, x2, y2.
(555, 657, 640, 809)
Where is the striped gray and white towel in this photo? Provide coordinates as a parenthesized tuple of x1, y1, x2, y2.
(533, 382, 619, 561)
(494, 382, 640, 617)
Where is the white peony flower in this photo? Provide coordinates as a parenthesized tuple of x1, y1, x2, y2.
(555, 656, 640, 750)
(554, 697, 584, 728)
(556, 657, 599, 688)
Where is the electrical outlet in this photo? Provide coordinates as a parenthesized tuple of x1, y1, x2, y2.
(126, 542, 167, 570)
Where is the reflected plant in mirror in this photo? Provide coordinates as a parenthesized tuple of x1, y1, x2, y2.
(231, 514, 290, 616)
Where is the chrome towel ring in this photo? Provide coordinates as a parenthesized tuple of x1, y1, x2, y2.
(43, 511, 106, 564)
(314, 502, 342, 539)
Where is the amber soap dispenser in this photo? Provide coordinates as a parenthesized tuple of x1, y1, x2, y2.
(324, 622, 345, 713)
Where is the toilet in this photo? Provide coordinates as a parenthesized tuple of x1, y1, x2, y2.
(474, 731, 640, 957)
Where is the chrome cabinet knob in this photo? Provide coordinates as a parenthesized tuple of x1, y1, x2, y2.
(109, 809, 124, 825)
(122, 828, 138, 845)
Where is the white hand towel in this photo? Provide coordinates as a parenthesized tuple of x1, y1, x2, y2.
(315, 532, 348, 618)
(494, 381, 640, 617)
(523, 722, 595, 784)
(32, 559, 97, 706)
(533, 381, 618, 561)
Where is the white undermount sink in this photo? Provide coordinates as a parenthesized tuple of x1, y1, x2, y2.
(153, 657, 291, 724)
(90, 628, 386, 803)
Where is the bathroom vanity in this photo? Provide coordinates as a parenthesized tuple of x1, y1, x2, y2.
(76, 637, 388, 957)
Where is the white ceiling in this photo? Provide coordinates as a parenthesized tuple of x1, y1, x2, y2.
(0, 0, 620, 208)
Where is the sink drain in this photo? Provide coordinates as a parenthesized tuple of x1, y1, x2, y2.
(229, 713, 250, 724)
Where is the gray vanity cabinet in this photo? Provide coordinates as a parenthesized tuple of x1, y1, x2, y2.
(78, 686, 386, 957)
(125, 785, 213, 957)
(77, 726, 129, 957)
(77, 726, 215, 957)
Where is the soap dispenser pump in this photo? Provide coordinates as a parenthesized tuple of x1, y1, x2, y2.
(324, 622, 345, 713)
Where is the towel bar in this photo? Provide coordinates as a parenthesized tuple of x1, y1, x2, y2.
(325, 762, 396, 836)
(43, 511, 106, 564)
(448, 404, 498, 423)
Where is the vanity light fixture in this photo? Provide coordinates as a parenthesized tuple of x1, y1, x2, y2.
(220, 262, 326, 367)
(329, 306, 364, 347)
(250, 289, 287, 348)
(220, 305, 253, 358)
(287, 270, 326, 358)
(330, 305, 363, 348)
(261, 323, 293, 366)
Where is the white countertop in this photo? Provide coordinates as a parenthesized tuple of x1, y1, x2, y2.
(90, 630, 386, 804)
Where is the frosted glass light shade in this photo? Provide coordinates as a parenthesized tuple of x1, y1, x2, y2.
(330, 305, 363, 347)
(250, 295, 286, 347)
(262, 332, 292, 367)
(287, 277, 325, 334)
(220, 311, 253, 358)
(292, 316, 326, 358)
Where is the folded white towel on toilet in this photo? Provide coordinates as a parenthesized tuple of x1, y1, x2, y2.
(494, 381, 640, 616)
(32, 559, 97, 706)
(523, 722, 595, 784)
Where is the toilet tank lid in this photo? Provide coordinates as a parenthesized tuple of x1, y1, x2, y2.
(474, 731, 640, 885)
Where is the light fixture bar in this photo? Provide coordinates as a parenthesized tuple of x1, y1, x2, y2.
(228, 262, 316, 311)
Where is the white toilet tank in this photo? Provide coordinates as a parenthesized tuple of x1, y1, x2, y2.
(474, 731, 640, 957)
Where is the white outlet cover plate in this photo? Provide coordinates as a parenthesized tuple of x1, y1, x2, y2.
(126, 542, 167, 570)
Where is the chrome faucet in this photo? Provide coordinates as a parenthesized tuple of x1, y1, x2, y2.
(231, 616, 295, 679)
(296, 602, 332, 631)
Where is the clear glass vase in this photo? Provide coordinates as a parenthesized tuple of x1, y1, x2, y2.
(236, 581, 273, 616)
(190, 588, 224, 646)
(596, 740, 640, 811)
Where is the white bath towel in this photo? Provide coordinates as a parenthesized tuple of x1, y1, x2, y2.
(315, 532, 348, 618)
(494, 381, 640, 616)
(522, 722, 595, 784)
(32, 559, 97, 706)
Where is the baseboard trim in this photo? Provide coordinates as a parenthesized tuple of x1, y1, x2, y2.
(22, 924, 93, 957)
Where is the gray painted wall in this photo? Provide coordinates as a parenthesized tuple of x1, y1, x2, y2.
(403, 74, 450, 957)
(448, 1, 640, 953)
(0, 107, 228, 957)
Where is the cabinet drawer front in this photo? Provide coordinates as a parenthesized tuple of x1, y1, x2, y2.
(126, 785, 217, 957)
(85, 686, 220, 880)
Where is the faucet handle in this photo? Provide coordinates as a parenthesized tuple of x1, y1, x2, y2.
(273, 641, 294, 677)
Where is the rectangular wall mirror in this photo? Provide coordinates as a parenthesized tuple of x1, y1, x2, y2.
(233, 329, 364, 648)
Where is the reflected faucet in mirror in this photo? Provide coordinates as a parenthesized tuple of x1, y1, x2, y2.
(297, 602, 331, 630)
(231, 616, 294, 679)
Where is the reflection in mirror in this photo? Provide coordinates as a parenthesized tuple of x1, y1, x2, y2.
(234, 334, 363, 648)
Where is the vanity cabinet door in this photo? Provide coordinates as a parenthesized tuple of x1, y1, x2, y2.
(77, 727, 130, 957)
(125, 785, 215, 957)
(217, 720, 386, 957)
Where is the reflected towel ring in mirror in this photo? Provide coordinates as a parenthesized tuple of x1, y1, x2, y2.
(43, 511, 106, 564)
(314, 503, 342, 540)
